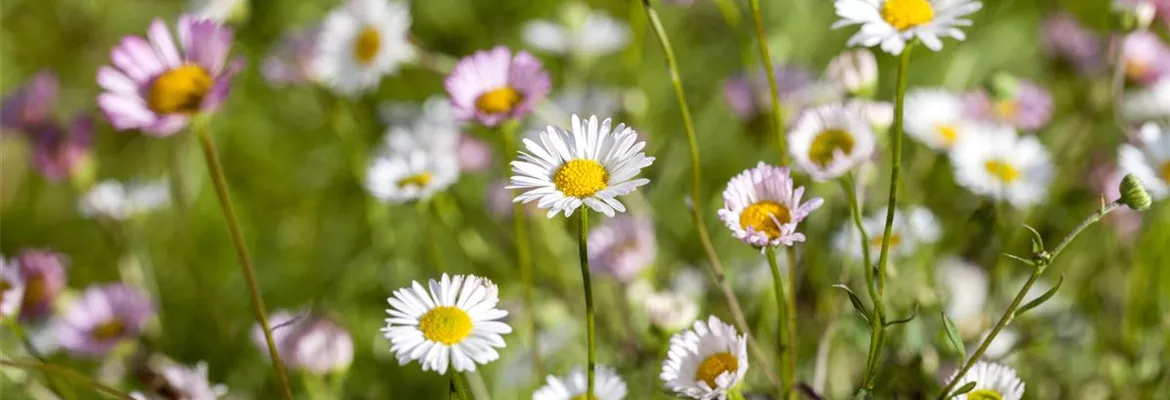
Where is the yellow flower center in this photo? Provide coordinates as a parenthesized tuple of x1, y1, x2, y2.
(984, 159, 1020, 183)
(418, 306, 473, 345)
(809, 129, 856, 167)
(739, 201, 792, 240)
(148, 64, 213, 115)
(553, 159, 609, 198)
(475, 87, 523, 114)
(935, 124, 959, 146)
(967, 389, 1004, 400)
(20, 277, 47, 311)
(353, 26, 381, 65)
(881, 0, 936, 31)
(91, 319, 126, 340)
(994, 100, 1019, 121)
(870, 233, 902, 247)
(694, 352, 739, 389)
(1126, 59, 1149, 81)
(396, 173, 432, 189)
(1160, 161, 1170, 183)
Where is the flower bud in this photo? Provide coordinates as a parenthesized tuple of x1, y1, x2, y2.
(1119, 174, 1152, 210)
(827, 49, 878, 98)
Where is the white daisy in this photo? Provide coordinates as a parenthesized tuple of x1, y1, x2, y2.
(533, 365, 628, 400)
(788, 102, 877, 181)
(833, 0, 983, 55)
(382, 274, 512, 374)
(660, 316, 749, 400)
(78, 179, 171, 221)
(1119, 123, 1170, 200)
(718, 162, 825, 248)
(523, 5, 630, 58)
(0, 258, 24, 319)
(644, 290, 699, 333)
(1122, 77, 1170, 122)
(380, 97, 462, 155)
(364, 109, 460, 204)
(949, 124, 1053, 207)
(949, 361, 1025, 400)
(833, 206, 941, 261)
(508, 114, 654, 218)
(314, 0, 415, 97)
(904, 88, 972, 151)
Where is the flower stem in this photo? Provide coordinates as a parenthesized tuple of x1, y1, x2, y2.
(640, 0, 783, 390)
(0, 359, 135, 400)
(842, 175, 885, 386)
(784, 246, 799, 400)
(195, 121, 294, 400)
(449, 372, 473, 400)
(577, 211, 596, 399)
(765, 247, 794, 399)
(748, 0, 788, 163)
(936, 201, 1123, 399)
(500, 122, 542, 378)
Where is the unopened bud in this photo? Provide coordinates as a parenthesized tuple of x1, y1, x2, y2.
(827, 49, 878, 98)
(1119, 174, 1152, 210)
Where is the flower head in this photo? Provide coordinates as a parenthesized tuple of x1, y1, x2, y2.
(1, 70, 58, 132)
(382, 274, 512, 374)
(644, 290, 699, 333)
(15, 250, 68, 321)
(833, 206, 941, 260)
(827, 49, 879, 97)
(719, 162, 824, 248)
(56, 284, 155, 357)
(263, 26, 320, 86)
(587, 215, 657, 283)
(660, 316, 749, 399)
(1122, 77, 1170, 121)
(523, 3, 630, 58)
(365, 99, 461, 204)
(315, 0, 415, 96)
(98, 16, 242, 136)
(833, 0, 983, 55)
(509, 115, 654, 218)
(950, 361, 1025, 400)
(788, 102, 877, 180)
(446, 46, 551, 127)
(534, 365, 628, 400)
(1, 258, 25, 320)
(904, 88, 971, 151)
(1122, 32, 1170, 85)
(28, 115, 93, 183)
(949, 124, 1053, 208)
(135, 361, 229, 400)
(253, 310, 354, 375)
(1119, 123, 1170, 200)
(963, 79, 1054, 132)
(78, 179, 172, 221)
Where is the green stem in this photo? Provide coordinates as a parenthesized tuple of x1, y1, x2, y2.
(500, 122, 542, 378)
(640, 0, 782, 390)
(784, 246, 799, 400)
(577, 211, 596, 399)
(748, 0, 788, 163)
(0, 359, 134, 399)
(449, 372, 473, 400)
(765, 247, 793, 399)
(842, 175, 884, 386)
(195, 120, 295, 400)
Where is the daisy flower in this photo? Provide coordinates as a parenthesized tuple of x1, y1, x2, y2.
(382, 274, 512, 374)
(534, 365, 628, 400)
(788, 102, 877, 181)
(97, 16, 242, 136)
(56, 284, 155, 357)
(833, 206, 941, 260)
(508, 114, 654, 218)
(587, 215, 657, 283)
(963, 79, 1054, 132)
(1119, 123, 1170, 200)
(1122, 77, 1170, 121)
(315, 0, 415, 97)
(660, 316, 749, 400)
(29, 115, 92, 183)
(15, 250, 67, 322)
(78, 179, 172, 221)
(949, 124, 1053, 207)
(0, 258, 24, 319)
(718, 162, 824, 248)
(1122, 32, 1170, 85)
(523, 4, 630, 59)
(364, 149, 458, 204)
(826, 49, 879, 96)
(949, 361, 1025, 400)
(833, 0, 983, 55)
(1, 70, 58, 132)
(253, 310, 355, 375)
(135, 362, 229, 400)
(445, 46, 551, 127)
(904, 88, 971, 151)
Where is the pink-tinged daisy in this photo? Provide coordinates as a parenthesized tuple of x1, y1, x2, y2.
(963, 79, 1053, 132)
(833, 0, 983, 55)
(1, 258, 24, 319)
(718, 162, 825, 248)
(55, 283, 155, 357)
(1040, 14, 1105, 76)
(1122, 32, 1170, 86)
(29, 115, 92, 183)
(15, 249, 67, 322)
(251, 310, 354, 375)
(1, 70, 58, 132)
(587, 215, 657, 283)
(97, 16, 242, 136)
(445, 46, 551, 127)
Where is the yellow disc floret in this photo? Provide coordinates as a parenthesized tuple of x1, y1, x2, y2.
(419, 306, 473, 345)
(554, 159, 609, 198)
(475, 87, 522, 114)
(147, 64, 212, 114)
(984, 160, 1020, 183)
(1159, 161, 1170, 183)
(935, 124, 959, 146)
(91, 319, 126, 341)
(966, 389, 1004, 400)
(397, 172, 432, 189)
(739, 201, 792, 239)
(809, 129, 856, 167)
(881, 0, 936, 31)
(694, 352, 739, 389)
(353, 26, 382, 65)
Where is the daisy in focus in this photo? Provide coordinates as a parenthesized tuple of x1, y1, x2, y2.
(833, 0, 983, 55)
(949, 361, 1025, 400)
(55, 284, 155, 357)
(833, 205, 941, 260)
(446, 46, 551, 127)
(382, 274, 512, 374)
(719, 162, 824, 248)
(1118, 123, 1170, 200)
(97, 16, 242, 136)
(523, 3, 630, 59)
(904, 88, 971, 151)
(949, 124, 1053, 208)
(788, 102, 877, 181)
(533, 365, 628, 400)
(660, 316, 749, 400)
(509, 115, 654, 218)
(314, 0, 415, 97)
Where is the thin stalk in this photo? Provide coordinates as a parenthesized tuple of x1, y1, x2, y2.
(640, 0, 782, 389)
(783, 246, 799, 400)
(936, 201, 1123, 399)
(748, 0, 788, 162)
(500, 122, 541, 377)
(449, 372, 473, 400)
(842, 175, 885, 385)
(577, 211, 596, 399)
(765, 247, 793, 399)
(195, 121, 294, 400)
(0, 359, 134, 399)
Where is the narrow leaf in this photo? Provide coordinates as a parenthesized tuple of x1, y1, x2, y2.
(1023, 224, 1044, 253)
(1015, 273, 1065, 318)
(885, 304, 919, 327)
(833, 284, 871, 323)
(941, 312, 966, 363)
(951, 381, 978, 398)
(1002, 253, 1034, 266)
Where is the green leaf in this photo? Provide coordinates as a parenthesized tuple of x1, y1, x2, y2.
(1015, 273, 1064, 318)
(951, 381, 978, 398)
(941, 312, 966, 364)
(885, 304, 919, 327)
(833, 284, 871, 323)
(1002, 253, 1034, 266)
(1023, 224, 1044, 253)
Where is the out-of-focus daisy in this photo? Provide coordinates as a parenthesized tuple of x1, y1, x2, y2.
(788, 102, 877, 181)
(644, 290, 699, 333)
(380, 97, 461, 155)
(30, 115, 92, 183)
(446, 46, 551, 127)
(15, 250, 67, 322)
(833, 0, 983, 55)
(1040, 14, 1105, 76)
(254, 310, 355, 375)
(509, 115, 654, 218)
(135, 361, 229, 400)
(826, 49, 879, 97)
(660, 316, 749, 399)
(1122, 77, 1170, 121)
(534, 365, 628, 400)
(97, 17, 242, 136)
(250, 309, 302, 360)
(365, 149, 458, 204)
(1119, 123, 1170, 200)
(78, 179, 172, 221)
(963, 79, 1054, 132)
(523, 3, 630, 59)
(834, 206, 941, 260)
(587, 215, 656, 283)
(315, 0, 414, 97)
(1, 70, 58, 132)
(263, 26, 319, 86)
(718, 162, 824, 248)
(0, 258, 24, 319)
(1122, 32, 1170, 85)
(937, 257, 988, 336)
(904, 88, 971, 151)
(188, 0, 249, 24)
(950, 124, 1053, 207)
(949, 361, 1025, 400)
(382, 274, 512, 374)
(56, 284, 155, 357)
